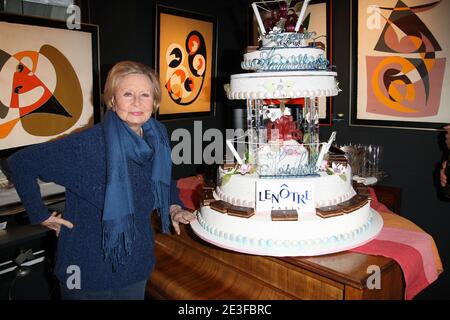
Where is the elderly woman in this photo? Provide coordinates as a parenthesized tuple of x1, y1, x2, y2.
(8, 60, 196, 300)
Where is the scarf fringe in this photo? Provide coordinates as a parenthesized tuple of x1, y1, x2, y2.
(102, 214, 136, 271)
(154, 181, 171, 234)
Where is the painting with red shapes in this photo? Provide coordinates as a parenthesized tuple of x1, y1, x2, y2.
(0, 13, 100, 155)
(350, 0, 450, 130)
(155, 5, 216, 121)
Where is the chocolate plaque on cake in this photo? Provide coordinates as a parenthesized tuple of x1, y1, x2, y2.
(327, 154, 348, 166)
(227, 205, 255, 218)
(271, 209, 298, 221)
(316, 205, 344, 218)
(209, 200, 229, 213)
(201, 189, 215, 206)
(354, 185, 372, 198)
(337, 195, 369, 213)
(222, 163, 236, 170)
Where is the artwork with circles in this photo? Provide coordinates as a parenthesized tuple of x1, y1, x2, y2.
(155, 5, 217, 120)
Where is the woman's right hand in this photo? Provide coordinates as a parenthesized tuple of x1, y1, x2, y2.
(440, 161, 448, 187)
(41, 211, 73, 237)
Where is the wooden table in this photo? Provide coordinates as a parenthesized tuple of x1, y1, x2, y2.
(147, 223, 404, 300)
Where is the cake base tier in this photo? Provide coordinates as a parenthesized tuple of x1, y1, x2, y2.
(191, 208, 383, 257)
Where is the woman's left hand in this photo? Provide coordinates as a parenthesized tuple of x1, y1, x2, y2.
(170, 205, 197, 235)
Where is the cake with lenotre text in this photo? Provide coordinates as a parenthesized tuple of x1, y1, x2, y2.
(190, 0, 383, 256)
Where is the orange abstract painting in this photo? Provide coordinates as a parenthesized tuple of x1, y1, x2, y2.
(351, 0, 450, 130)
(0, 14, 100, 153)
(156, 6, 216, 120)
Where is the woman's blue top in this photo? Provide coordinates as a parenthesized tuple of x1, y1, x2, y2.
(8, 124, 182, 292)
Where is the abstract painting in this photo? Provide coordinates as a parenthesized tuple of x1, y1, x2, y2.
(155, 5, 217, 121)
(350, 0, 450, 130)
(0, 13, 100, 156)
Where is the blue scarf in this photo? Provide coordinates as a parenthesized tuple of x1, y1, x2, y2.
(101, 110, 171, 270)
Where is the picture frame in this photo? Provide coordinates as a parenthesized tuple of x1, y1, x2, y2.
(0, 12, 101, 158)
(155, 5, 217, 121)
(349, 0, 450, 131)
(248, 0, 333, 126)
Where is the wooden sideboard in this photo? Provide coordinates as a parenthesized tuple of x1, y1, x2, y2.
(147, 223, 404, 300)
(147, 184, 404, 300)
(0, 181, 404, 300)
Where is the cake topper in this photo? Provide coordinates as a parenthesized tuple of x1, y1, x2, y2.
(294, 0, 311, 32)
(252, 0, 311, 36)
(315, 131, 336, 169)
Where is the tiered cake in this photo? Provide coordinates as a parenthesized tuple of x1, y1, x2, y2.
(191, 0, 382, 256)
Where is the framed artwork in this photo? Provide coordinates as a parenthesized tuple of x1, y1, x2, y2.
(350, 0, 450, 130)
(0, 12, 101, 157)
(248, 0, 333, 126)
(155, 5, 217, 121)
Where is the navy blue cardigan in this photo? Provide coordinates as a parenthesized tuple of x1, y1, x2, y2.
(8, 124, 182, 292)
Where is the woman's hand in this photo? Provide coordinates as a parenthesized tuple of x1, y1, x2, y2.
(41, 211, 73, 237)
(440, 161, 447, 187)
(170, 204, 197, 235)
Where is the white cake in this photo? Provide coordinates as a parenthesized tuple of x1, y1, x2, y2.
(227, 71, 339, 99)
(191, 1, 382, 256)
(229, 18, 337, 97)
(191, 167, 383, 256)
(227, 33, 339, 99)
(216, 167, 356, 209)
